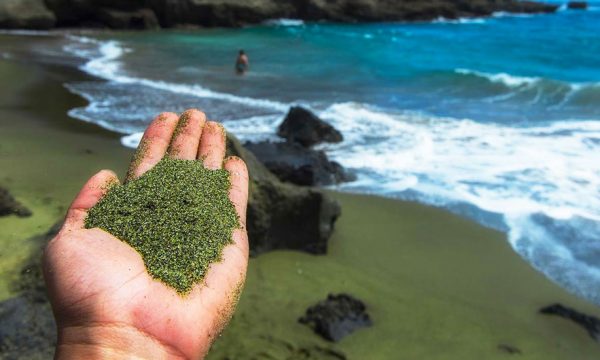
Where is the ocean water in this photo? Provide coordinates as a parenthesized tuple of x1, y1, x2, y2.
(8, 3, 600, 304)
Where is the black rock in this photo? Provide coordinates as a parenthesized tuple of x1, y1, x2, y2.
(226, 135, 341, 255)
(0, 223, 60, 359)
(277, 107, 343, 148)
(0, 186, 32, 217)
(497, 344, 522, 355)
(299, 293, 372, 342)
(1, 0, 560, 30)
(540, 303, 600, 341)
(244, 141, 355, 186)
(248, 180, 340, 254)
(0, 296, 56, 359)
(567, 1, 588, 9)
(96, 8, 160, 29)
(0, 0, 56, 29)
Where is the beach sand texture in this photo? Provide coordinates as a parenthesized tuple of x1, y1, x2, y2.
(1, 55, 600, 359)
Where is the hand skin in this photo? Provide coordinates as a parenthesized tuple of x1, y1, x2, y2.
(43, 109, 249, 359)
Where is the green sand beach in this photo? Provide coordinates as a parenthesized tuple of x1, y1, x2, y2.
(2, 45, 600, 359)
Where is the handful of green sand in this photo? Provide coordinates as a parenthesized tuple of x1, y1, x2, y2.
(85, 157, 240, 294)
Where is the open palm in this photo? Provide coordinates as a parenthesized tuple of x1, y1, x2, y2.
(43, 110, 249, 359)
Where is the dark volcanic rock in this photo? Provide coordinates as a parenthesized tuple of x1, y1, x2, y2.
(0, 0, 55, 29)
(145, 0, 294, 28)
(497, 344, 522, 355)
(245, 141, 355, 186)
(278, 106, 343, 147)
(0, 224, 60, 360)
(2, 0, 559, 29)
(45, 0, 158, 28)
(568, 1, 588, 10)
(540, 303, 600, 342)
(289, 0, 557, 22)
(0, 186, 32, 217)
(299, 293, 372, 342)
(97, 8, 160, 29)
(45, 0, 146, 27)
(227, 134, 341, 255)
(0, 296, 55, 359)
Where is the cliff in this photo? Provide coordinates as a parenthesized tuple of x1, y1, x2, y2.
(1, 0, 558, 30)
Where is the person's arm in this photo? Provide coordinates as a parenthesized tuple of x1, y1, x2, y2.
(44, 109, 249, 359)
(55, 324, 187, 359)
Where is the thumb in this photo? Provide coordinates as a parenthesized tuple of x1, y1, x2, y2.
(63, 170, 119, 231)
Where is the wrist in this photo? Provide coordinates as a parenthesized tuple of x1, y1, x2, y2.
(56, 324, 188, 360)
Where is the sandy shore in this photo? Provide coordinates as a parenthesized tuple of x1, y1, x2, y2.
(0, 55, 132, 299)
(1, 44, 600, 359)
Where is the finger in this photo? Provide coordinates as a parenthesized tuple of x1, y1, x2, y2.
(224, 156, 248, 228)
(191, 229, 248, 338)
(167, 109, 207, 160)
(197, 121, 226, 170)
(126, 112, 179, 181)
(64, 170, 119, 230)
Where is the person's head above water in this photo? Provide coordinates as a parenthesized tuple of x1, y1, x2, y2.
(239, 49, 245, 55)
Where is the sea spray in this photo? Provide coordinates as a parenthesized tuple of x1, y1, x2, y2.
(85, 157, 239, 294)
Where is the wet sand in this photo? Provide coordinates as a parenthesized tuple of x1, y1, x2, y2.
(1, 50, 600, 359)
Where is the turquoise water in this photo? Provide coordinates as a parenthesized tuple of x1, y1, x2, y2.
(69, 4, 600, 124)
(10, 4, 599, 304)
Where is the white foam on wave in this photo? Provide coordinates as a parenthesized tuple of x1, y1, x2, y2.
(263, 18, 304, 26)
(433, 16, 487, 24)
(491, 11, 536, 18)
(120, 114, 283, 148)
(456, 69, 600, 109)
(315, 101, 600, 303)
(323, 102, 600, 218)
(64, 35, 288, 113)
(455, 68, 540, 87)
(121, 132, 143, 148)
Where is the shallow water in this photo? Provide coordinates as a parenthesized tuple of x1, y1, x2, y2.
(2, 1, 599, 305)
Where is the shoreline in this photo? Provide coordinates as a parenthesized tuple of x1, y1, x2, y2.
(0, 30, 596, 300)
(2, 29, 598, 298)
(2, 36, 600, 358)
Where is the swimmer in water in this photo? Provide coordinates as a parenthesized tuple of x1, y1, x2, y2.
(235, 49, 249, 75)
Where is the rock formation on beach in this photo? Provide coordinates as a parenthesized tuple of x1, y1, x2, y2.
(245, 106, 354, 187)
(227, 134, 341, 255)
(0, 0, 55, 29)
(0, 186, 32, 217)
(278, 106, 343, 148)
(540, 303, 600, 342)
(0, 223, 59, 360)
(0, 0, 559, 30)
(245, 141, 354, 186)
(567, 1, 588, 10)
(299, 293, 372, 342)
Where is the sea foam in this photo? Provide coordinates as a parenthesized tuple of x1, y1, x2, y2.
(263, 18, 304, 26)
(64, 36, 288, 112)
(317, 102, 600, 303)
(455, 68, 540, 87)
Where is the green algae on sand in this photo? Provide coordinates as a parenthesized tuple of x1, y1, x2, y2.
(85, 157, 239, 294)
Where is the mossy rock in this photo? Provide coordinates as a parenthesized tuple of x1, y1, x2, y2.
(226, 134, 340, 255)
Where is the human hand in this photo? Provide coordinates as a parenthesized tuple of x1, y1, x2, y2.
(43, 109, 249, 359)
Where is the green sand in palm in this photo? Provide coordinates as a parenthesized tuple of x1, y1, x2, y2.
(85, 157, 239, 294)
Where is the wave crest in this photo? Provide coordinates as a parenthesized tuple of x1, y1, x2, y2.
(455, 68, 540, 87)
